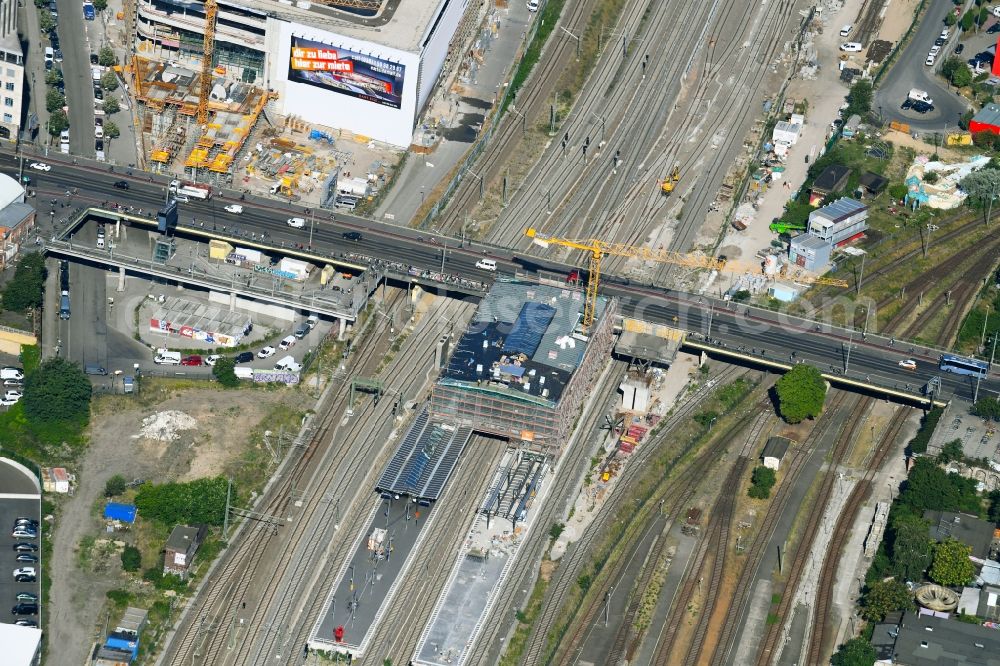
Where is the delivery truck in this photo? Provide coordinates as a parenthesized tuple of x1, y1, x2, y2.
(168, 180, 212, 200)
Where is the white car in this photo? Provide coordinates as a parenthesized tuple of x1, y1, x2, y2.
(925, 54, 936, 67)
(4, 390, 22, 401)
(898, 359, 917, 370)
(839, 24, 852, 37)
(286, 217, 305, 228)
(94, 125, 103, 139)
(257, 346, 276, 359)
(205, 355, 220, 367)
(29, 162, 50, 172)
(527, 0, 539, 10)
(278, 335, 296, 350)
(224, 204, 243, 214)
(929, 45, 941, 57)
(12, 567, 36, 578)
(840, 42, 863, 53)
(0, 397, 19, 406)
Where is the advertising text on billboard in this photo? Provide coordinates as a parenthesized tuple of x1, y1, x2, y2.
(288, 36, 405, 109)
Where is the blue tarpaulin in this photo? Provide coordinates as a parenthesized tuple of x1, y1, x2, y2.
(505, 302, 556, 357)
(104, 503, 137, 523)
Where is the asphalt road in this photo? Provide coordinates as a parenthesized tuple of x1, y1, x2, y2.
(875, 0, 969, 132)
(54, 0, 95, 158)
(5, 151, 998, 404)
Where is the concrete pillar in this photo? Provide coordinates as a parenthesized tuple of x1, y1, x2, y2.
(117, 266, 126, 292)
(229, 291, 237, 312)
(338, 317, 347, 341)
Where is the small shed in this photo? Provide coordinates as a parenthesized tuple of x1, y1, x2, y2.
(858, 171, 888, 197)
(842, 114, 862, 138)
(103, 503, 137, 524)
(772, 121, 801, 146)
(761, 437, 791, 470)
(163, 525, 207, 579)
(789, 233, 832, 271)
(42, 467, 71, 493)
(811, 164, 852, 201)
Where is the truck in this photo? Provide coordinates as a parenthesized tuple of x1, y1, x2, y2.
(908, 88, 933, 105)
(168, 180, 211, 200)
(82, 3, 95, 20)
(59, 291, 70, 320)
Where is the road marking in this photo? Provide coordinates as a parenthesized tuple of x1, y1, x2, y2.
(0, 494, 42, 499)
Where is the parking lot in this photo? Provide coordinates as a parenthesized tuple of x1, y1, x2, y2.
(0, 460, 42, 629)
(931, 399, 999, 462)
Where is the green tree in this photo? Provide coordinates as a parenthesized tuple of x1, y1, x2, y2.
(47, 110, 68, 136)
(104, 474, 128, 497)
(889, 514, 933, 582)
(888, 183, 908, 200)
(211, 356, 240, 388)
(972, 397, 1000, 421)
(103, 120, 120, 140)
(930, 538, 976, 586)
(120, 545, 141, 572)
(959, 168, 1000, 225)
(774, 364, 826, 423)
(845, 79, 873, 119)
(100, 71, 118, 91)
(962, 9, 976, 31)
(952, 64, 973, 88)
(92, 0, 107, 10)
(896, 457, 981, 516)
(942, 57, 963, 81)
(22, 358, 92, 425)
(38, 10, 54, 33)
(45, 88, 65, 113)
(98, 45, 117, 67)
(2, 252, 46, 312)
(102, 97, 120, 114)
(989, 490, 1000, 523)
(924, 171, 940, 185)
(944, 11, 958, 27)
(938, 439, 965, 464)
(831, 637, 878, 666)
(44, 67, 62, 86)
(861, 578, 914, 621)
(135, 476, 233, 526)
(748, 465, 777, 499)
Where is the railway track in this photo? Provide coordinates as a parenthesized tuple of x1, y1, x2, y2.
(753, 394, 872, 666)
(709, 389, 852, 665)
(496, 365, 749, 666)
(235, 299, 472, 665)
(805, 405, 910, 665)
(648, 411, 769, 666)
(158, 296, 466, 665)
(566, 406, 773, 666)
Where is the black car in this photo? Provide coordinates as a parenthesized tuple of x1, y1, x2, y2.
(113, 180, 129, 190)
(14, 573, 35, 583)
(14, 518, 38, 528)
(934, 37, 945, 46)
(90, 53, 99, 65)
(11, 603, 38, 616)
(990, 23, 1000, 34)
(911, 100, 933, 114)
(342, 231, 362, 241)
(954, 43, 965, 54)
(234, 351, 254, 364)
(12, 543, 37, 552)
(94, 87, 103, 100)
(44, 60, 52, 71)
(15, 554, 38, 564)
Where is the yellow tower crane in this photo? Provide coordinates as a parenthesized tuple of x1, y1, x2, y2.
(525, 228, 848, 331)
(197, 0, 218, 125)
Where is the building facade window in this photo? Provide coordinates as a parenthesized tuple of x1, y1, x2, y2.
(4, 82, 13, 91)
(3, 97, 12, 107)
(3, 113, 11, 123)
(5, 68, 13, 78)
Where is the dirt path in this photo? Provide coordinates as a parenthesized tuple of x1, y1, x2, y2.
(46, 387, 292, 665)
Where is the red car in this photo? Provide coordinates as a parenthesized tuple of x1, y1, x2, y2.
(180, 355, 202, 366)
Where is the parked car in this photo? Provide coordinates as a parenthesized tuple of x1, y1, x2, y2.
(235, 351, 254, 364)
(12, 543, 37, 553)
(840, 42, 863, 52)
(4, 390, 23, 401)
(10, 528, 36, 539)
(14, 619, 38, 627)
(933, 38, 944, 47)
(527, 0, 539, 10)
(839, 24, 852, 37)
(925, 54, 936, 66)
(278, 335, 296, 350)
(180, 355, 203, 366)
(14, 518, 38, 528)
(205, 355, 220, 367)
(15, 554, 38, 564)
(257, 346, 275, 359)
(11, 603, 38, 616)
(15, 592, 37, 603)
(294, 323, 309, 339)
(90, 53, 99, 65)
(12, 567, 36, 579)
(954, 43, 965, 54)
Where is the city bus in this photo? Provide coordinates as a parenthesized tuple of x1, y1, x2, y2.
(939, 354, 988, 379)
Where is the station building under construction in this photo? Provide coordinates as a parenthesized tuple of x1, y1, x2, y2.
(430, 280, 617, 458)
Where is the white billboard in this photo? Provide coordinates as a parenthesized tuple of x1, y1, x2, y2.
(268, 20, 420, 147)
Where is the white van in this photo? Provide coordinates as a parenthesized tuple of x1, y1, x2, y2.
(476, 258, 497, 271)
(0, 368, 24, 381)
(153, 349, 181, 365)
(274, 355, 301, 372)
(908, 88, 933, 105)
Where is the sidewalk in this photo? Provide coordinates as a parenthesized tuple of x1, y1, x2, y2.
(376, 4, 533, 227)
(92, 4, 140, 167)
(18, 0, 50, 148)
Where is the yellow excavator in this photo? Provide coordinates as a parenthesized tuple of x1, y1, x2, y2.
(661, 164, 680, 195)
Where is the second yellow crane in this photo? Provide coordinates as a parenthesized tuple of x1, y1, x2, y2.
(197, 0, 218, 125)
(525, 228, 848, 331)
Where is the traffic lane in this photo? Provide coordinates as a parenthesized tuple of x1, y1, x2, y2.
(874, 0, 967, 131)
(56, 0, 95, 157)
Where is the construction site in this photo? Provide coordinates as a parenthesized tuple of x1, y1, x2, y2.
(123, 0, 402, 207)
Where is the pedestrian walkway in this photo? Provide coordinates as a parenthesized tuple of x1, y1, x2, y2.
(376, 4, 533, 226)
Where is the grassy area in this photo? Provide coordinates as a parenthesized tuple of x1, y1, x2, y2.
(540, 375, 761, 663)
(225, 401, 308, 496)
(955, 286, 1000, 355)
(501, 0, 567, 115)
